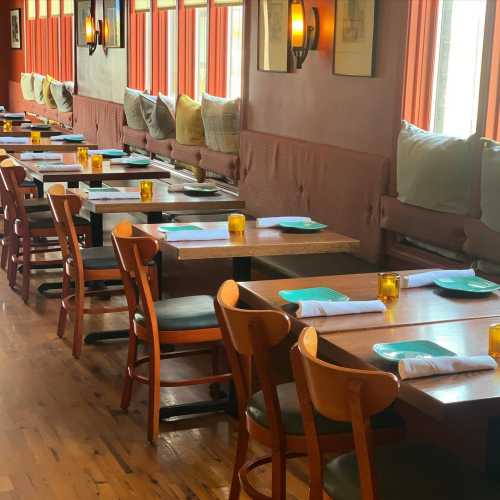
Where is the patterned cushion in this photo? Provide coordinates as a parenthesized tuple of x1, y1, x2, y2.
(33, 74, 45, 104)
(42, 76, 57, 109)
(201, 93, 240, 154)
(123, 87, 148, 130)
(176, 94, 205, 146)
(139, 93, 175, 140)
(50, 80, 73, 113)
(20, 73, 35, 101)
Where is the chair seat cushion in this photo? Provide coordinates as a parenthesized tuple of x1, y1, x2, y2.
(134, 295, 218, 332)
(24, 198, 50, 213)
(28, 214, 88, 229)
(247, 383, 403, 436)
(324, 442, 500, 500)
(78, 246, 118, 270)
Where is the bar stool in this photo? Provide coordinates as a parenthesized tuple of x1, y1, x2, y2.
(0, 162, 92, 302)
(215, 280, 404, 500)
(111, 221, 232, 442)
(294, 327, 500, 500)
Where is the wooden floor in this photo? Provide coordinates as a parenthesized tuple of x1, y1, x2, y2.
(0, 265, 311, 499)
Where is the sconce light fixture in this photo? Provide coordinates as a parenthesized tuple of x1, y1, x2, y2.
(290, 0, 319, 69)
(85, 14, 104, 56)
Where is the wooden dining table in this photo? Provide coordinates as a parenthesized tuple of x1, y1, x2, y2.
(238, 269, 500, 478)
(0, 125, 62, 137)
(1, 137, 98, 153)
(0, 117, 30, 126)
(134, 221, 360, 281)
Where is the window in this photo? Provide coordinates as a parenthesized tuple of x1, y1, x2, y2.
(194, 6, 208, 101)
(167, 9, 178, 97)
(403, 0, 499, 141)
(226, 4, 243, 99)
(431, 0, 487, 137)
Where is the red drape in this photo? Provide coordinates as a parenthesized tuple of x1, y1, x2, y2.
(60, 12, 74, 81)
(485, 4, 500, 141)
(178, 4, 196, 98)
(128, 0, 147, 90)
(402, 0, 440, 130)
(152, 3, 169, 95)
(207, 4, 228, 97)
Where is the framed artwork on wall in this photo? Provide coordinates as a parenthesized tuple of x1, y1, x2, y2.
(10, 9, 22, 50)
(77, 0, 93, 47)
(103, 0, 124, 49)
(333, 0, 376, 77)
(258, 0, 291, 73)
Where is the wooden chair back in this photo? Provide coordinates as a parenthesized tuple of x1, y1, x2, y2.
(47, 185, 83, 267)
(215, 280, 292, 440)
(0, 162, 28, 227)
(296, 327, 400, 500)
(111, 221, 159, 339)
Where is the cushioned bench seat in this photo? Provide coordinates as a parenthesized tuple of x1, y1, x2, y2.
(146, 135, 175, 158)
(123, 126, 147, 151)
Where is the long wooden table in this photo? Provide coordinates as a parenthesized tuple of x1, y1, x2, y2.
(0, 126, 61, 137)
(135, 221, 360, 281)
(1, 138, 98, 153)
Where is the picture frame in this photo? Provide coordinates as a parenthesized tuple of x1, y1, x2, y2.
(258, 0, 291, 73)
(103, 0, 124, 49)
(333, 0, 376, 77)
(77, 0, 93, 47)
(10, 9, 22, 50)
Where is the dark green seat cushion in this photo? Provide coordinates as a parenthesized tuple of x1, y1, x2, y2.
(247, 383, 403, 436)
(24, 198, 50, 213)
(134, 295, 218, 331)
(27, 213, 88, 229)
(78, 246, 118, 270)
(324, 442, 500, 500)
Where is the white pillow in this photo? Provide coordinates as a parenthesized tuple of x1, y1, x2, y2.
(20, 73, 34, 101)
(33, 74, 45, 104)
(123, 87, 147, 130)
(480, 139, 500, 231)
(397, 121, 479, 215)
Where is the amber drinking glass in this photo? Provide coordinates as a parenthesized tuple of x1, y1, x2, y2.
(31, 131, 41, 144)
(228, 213, 246, 234)
(3, 120, 12, 132)
(140, 180, 154, 202)
(77, 146, 89, 165)
(489, 324, 500, 358)
(377, 272, 400, 301)
(91, 154, 103, 172)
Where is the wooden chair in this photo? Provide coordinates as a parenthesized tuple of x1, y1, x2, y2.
(111, 221, 232, 443)
(0, 162, 92, 303)
(295, 327, 500, 500)
(48, 185, 138, 358)
(215, 280, 404, 500)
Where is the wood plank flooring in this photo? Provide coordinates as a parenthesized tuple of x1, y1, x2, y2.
(0, 266, 310, 499)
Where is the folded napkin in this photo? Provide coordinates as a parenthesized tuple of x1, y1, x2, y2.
(256, 216, 312, 228)
(2, 113, 25, 119)
(37, 163, 82, 172)
(399, 355, 497, 380)
(0, 137, 29, 144)
(88, 149, 126, 157)
(296, 300, 386, 319)
(20, 123, 31, 129)
(164, 228, 229, 242)
(51, 134, 85, 141)
(403, 269, 476, 288)
(21, 152, 63, 161)
(87, 189, 141, 201)
(168, 182, 217, 192)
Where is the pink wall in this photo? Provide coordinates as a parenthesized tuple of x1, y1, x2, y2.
(244, 0, 409, 161)
(8, 0, 25, 83)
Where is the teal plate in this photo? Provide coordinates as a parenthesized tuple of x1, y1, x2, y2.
(373, 340, 456, 363)
(434, 276, 500, 296)
(183, 184, 219, 196)
(125, 158, 151, 167)
(158, 225, 202, 233)
(30, 124, 51, 130)
(278, 221, 328, 233)
(279, 287, 349, 303)
(98, 149, 126, 158)
(64, 136, 84, 142)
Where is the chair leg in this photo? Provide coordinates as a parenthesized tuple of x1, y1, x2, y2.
(21, 237, 31, 303)
(72, 280, 85, 359)
(1, 237, 7, 270)
(271, 449, 287, 500)
(57, 271, 70, 338)
(7, 233, 19, 289)
(230, 420, 249, 500)
(147, 346, 161, 443)
(121, 332, 138, 410)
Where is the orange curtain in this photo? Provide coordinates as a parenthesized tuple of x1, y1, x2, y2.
(60, 11, 74, 81)
(48, 2, 60, 78)
(207, 3, 228, 97)
(152, 2, 169, 95)
(128, 0, 147, 90)
(402, 0, 440, 130)
(485, 4, 500, 141)
(178, 3, 196, 98)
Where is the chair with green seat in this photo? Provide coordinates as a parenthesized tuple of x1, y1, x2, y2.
(214, 280, 404, 500)
(294, 326, 500, 500)
(111, 221, 232, 443)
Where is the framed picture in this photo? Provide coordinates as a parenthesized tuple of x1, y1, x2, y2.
(103, 0, 124, 49)
(258, 0, 291, 73)
(10, 9, 22, 50)
(77, 0, 93, 47)
(333, 0, 376, 77)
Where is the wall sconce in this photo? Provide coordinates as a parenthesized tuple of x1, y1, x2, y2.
(85, 14, 104, 56)
(290, 0, 319, 69)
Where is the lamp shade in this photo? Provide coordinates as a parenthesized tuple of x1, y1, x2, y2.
(291, 0, 305, 48)
(85, 15, 95, 44)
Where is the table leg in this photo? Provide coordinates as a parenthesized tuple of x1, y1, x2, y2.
(67, 181, 79, 189)
(34, 179, 44, 198)
(90, 213, 103, 247)
(487, 416, 500, 481)
(232, 256, 252, 282)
